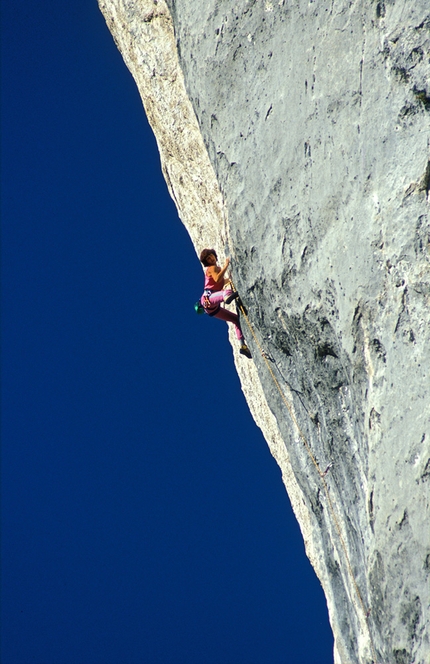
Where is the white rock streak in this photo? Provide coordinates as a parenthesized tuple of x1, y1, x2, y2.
(99, 0, 225, 253)
(99, 1, 430, 662)
(98, 0, 322, 626)
(98, 0, 315, 572)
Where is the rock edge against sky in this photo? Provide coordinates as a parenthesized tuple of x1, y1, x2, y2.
(99, 1, 430, 662)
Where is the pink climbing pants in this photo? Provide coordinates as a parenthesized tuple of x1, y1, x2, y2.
(201, 289, 244, 341)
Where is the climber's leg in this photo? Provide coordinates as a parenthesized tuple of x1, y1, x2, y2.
(212, 307, 243, 340)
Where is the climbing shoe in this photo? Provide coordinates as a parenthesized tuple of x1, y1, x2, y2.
(224, 291, 239, 305)
(239, 344, 252, 359)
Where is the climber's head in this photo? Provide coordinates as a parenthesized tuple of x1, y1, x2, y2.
(200, 248, 218, 266)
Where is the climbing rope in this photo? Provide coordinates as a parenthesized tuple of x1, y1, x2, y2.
(230, 281, 378, 664)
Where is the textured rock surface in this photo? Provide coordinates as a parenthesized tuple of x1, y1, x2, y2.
(99, 1, 430, 662)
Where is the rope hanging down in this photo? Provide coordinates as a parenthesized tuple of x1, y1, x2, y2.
(230, 281, 378, 664)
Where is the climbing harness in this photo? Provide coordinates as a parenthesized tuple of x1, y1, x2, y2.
(230, 279, 379, 664)
(202, 289, 212, 307)
(195, 289, 223, 317)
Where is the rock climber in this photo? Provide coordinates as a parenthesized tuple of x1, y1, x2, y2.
(199, 248, 251, 358)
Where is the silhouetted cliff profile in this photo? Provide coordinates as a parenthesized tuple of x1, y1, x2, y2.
(99, 1, 430, 661)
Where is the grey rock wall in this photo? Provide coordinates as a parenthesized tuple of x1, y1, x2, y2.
(99, 1, 430, 662)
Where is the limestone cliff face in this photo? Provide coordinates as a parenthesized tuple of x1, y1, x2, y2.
(98, 1, 430, 662)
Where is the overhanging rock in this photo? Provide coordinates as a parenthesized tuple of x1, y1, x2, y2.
(98, 1, 430, 661)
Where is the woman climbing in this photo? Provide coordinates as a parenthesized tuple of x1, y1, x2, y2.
(199, 248, 252, 358)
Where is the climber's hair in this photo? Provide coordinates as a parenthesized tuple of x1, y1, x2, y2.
(200, 248, 218, 266)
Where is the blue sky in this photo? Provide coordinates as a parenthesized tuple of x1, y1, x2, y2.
(1, 1, 333, 662)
